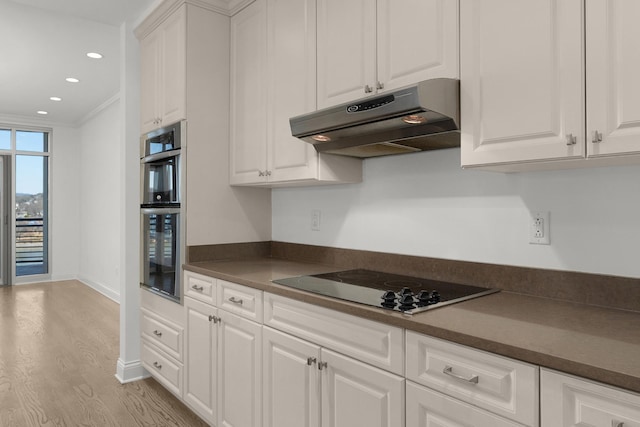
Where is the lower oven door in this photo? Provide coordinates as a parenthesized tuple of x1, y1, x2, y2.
(141, 207, 181, 300)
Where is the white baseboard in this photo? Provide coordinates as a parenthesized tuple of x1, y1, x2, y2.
(115, 358, 149, 384)
(77, 275, 120, 303)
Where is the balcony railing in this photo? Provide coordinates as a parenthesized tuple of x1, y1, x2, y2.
(16, 217, 45, 275)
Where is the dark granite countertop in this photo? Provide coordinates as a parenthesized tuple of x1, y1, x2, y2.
(185, 257, 640, 394)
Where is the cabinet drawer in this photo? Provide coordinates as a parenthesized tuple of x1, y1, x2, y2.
(541, 368, 640, 427)
(141, 341, 183, 398)
(407, 381, 522, 427)
(264, 293, 403, 375)
(141, 308, 183, 361)
(184, 270, 216, 305)
(406, 331, 538, 426)
(217, 279, 263, 322)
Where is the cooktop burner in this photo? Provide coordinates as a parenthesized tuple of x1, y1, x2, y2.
(273, 269, 499, 315)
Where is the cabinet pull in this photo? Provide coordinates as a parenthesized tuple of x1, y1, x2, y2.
(191, 284, 204, 292)
(228, 296, 244, 305)
(592, 130, 603, 143)
(266, 170, 272, 177)
(307, 357, 317, 366)
(153, 330, 162, 337)
(364, 84, 373, 93)
(318, 361, 328, 371)
(153, 361, 162, 370)
(612, 421, 624, 427)
(376, 81, 384, 90)
(258, 171, 265, 177)
(208, 315, 220, 324)
(565, 134, 577, 146)
(443, 365, 479, 384)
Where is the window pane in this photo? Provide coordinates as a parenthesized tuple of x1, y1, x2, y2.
(0, 129, 10, 150)
(15, 155, 48, 276)
(16, 130, 47, 152)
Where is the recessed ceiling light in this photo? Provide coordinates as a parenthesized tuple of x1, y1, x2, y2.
(50, 96, 62, 102)
(65, 77, 80, 83)
(311, 134, 331, 142)
(87, 52, 103, 59)
(37, 111, 48, 115)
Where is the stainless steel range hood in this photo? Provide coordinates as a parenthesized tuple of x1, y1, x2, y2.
(290, 78, 460, 158)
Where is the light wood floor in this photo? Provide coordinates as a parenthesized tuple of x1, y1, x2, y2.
(0, 280, 207, 427)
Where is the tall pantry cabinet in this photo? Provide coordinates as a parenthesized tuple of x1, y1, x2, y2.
(460, 0, 640, 170)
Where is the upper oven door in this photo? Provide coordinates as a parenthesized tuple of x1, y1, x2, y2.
(142, 153, 180, 205)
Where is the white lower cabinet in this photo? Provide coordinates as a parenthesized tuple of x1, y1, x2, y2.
(217, 311, 262, 427)
(263, 326, 404, 427)
(406, 331, 539, 426)
(541, 369, 640, 427)
(406, 381, 521, 427)
(184, 281, 263, 427)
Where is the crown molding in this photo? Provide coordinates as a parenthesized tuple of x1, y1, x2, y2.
(135, 0, 253, 39)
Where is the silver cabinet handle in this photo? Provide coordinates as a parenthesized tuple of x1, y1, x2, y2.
(592, 130, 603, 143)
(318, 361, 328, 371)
(153, 330, 162, 337)
(443, 365, 479, 384)
(153, 361, 162, 369)
(364, 84, 373, 93)
(612, 421, 624, 427)
(191, 284, 204, 292)
(565, 133, 577, 146)
(228, 296, 244, 305)
(208, 315, 221, 324)
(258, 171, 265, 177)
(376, 81, 384, 90)
(307, 357, 317, 366)
(266, 170, 272, 176)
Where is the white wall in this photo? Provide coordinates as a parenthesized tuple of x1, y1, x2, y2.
(273, 148, 640, 279)
(78, 99, 122, 300)
(50, 125, 81, 280)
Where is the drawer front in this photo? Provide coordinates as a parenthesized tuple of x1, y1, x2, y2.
(184, 270, 216, 305)
(141, 341, 183, 398)
(541, 369, 640, 427)
(141, 309, 183, 361)
(406, 331, 538, 426)
(407, 381, 522, 427)
(264, 293, 403, 375)
(217, 279, 263, 322)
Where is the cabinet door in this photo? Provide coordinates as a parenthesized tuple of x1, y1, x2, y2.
(263, 327, 321, 427)
(541, 369, 640, 427)
(460, 0, 585, 167)
(158, 5, 186, 128)
(321, 348, 404, 427)
(184, 297, 217, 425)
(218, 311, 263, 427)
(266, 0, 319, 182)
(586, 0, 640, 157)
(407, 382, 522, 427)
(140, 30, 161, 133)
(230, 0, 269, 185)
(317, 0, 377, 108)
(377, 0, 459, 92)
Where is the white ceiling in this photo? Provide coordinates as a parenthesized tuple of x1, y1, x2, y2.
(0, 0, 155, 126)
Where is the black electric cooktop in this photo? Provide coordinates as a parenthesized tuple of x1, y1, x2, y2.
(273, 269, 499, 315)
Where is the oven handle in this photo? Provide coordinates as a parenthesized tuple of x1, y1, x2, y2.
(141, 148, 181, 164)
(141, 207, 181, 215)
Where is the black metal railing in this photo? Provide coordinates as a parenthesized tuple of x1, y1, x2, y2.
(16, 217, 44, 265)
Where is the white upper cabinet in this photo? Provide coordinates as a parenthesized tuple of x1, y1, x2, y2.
(586, 0, 640, 158)
(139, 5, 187, 133)
(317, 0, 459, 108)
(230, 0, 362, 187)
(461, 0, 640, 170)
(460, 0, 584, 168)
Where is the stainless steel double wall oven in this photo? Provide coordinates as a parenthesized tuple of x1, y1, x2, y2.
(140, 121, 184, 301)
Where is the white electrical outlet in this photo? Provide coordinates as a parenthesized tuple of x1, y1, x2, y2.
(529, 211, 550, 245)
(311, 210, 321, 231)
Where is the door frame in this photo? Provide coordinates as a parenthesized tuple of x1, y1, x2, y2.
(0, 155, 11, 285)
